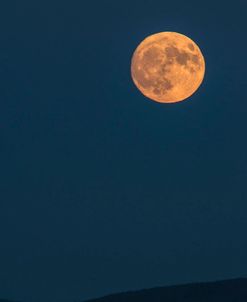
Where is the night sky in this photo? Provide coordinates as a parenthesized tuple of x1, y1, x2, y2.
(0, 1, 247, 302)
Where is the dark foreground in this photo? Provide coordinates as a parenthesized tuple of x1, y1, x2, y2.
(1, 278, 247, 302)
(85, 278, 247, 302)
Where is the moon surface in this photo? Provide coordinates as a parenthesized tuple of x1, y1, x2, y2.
(131, 32, 205, 103)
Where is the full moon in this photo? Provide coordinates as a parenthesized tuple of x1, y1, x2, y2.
(131, 32, 205, 103)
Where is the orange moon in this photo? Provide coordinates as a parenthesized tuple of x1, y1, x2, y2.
(131, 32, 205, 103)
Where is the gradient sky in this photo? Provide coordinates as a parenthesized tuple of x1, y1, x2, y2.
(0, 0, 247, 302)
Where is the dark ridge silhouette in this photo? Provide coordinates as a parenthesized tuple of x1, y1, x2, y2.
(85, 278, 247, 302)
(0, 300, 20, 302)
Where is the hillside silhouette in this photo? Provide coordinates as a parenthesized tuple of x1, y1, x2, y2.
(85, 278, 247, 302)
(0, 300, 19, 302)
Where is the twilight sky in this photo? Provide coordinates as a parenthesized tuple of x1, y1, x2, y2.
(0, 0, 247, 301)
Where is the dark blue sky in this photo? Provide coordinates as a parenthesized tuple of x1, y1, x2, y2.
(0, 0, 247, 301)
